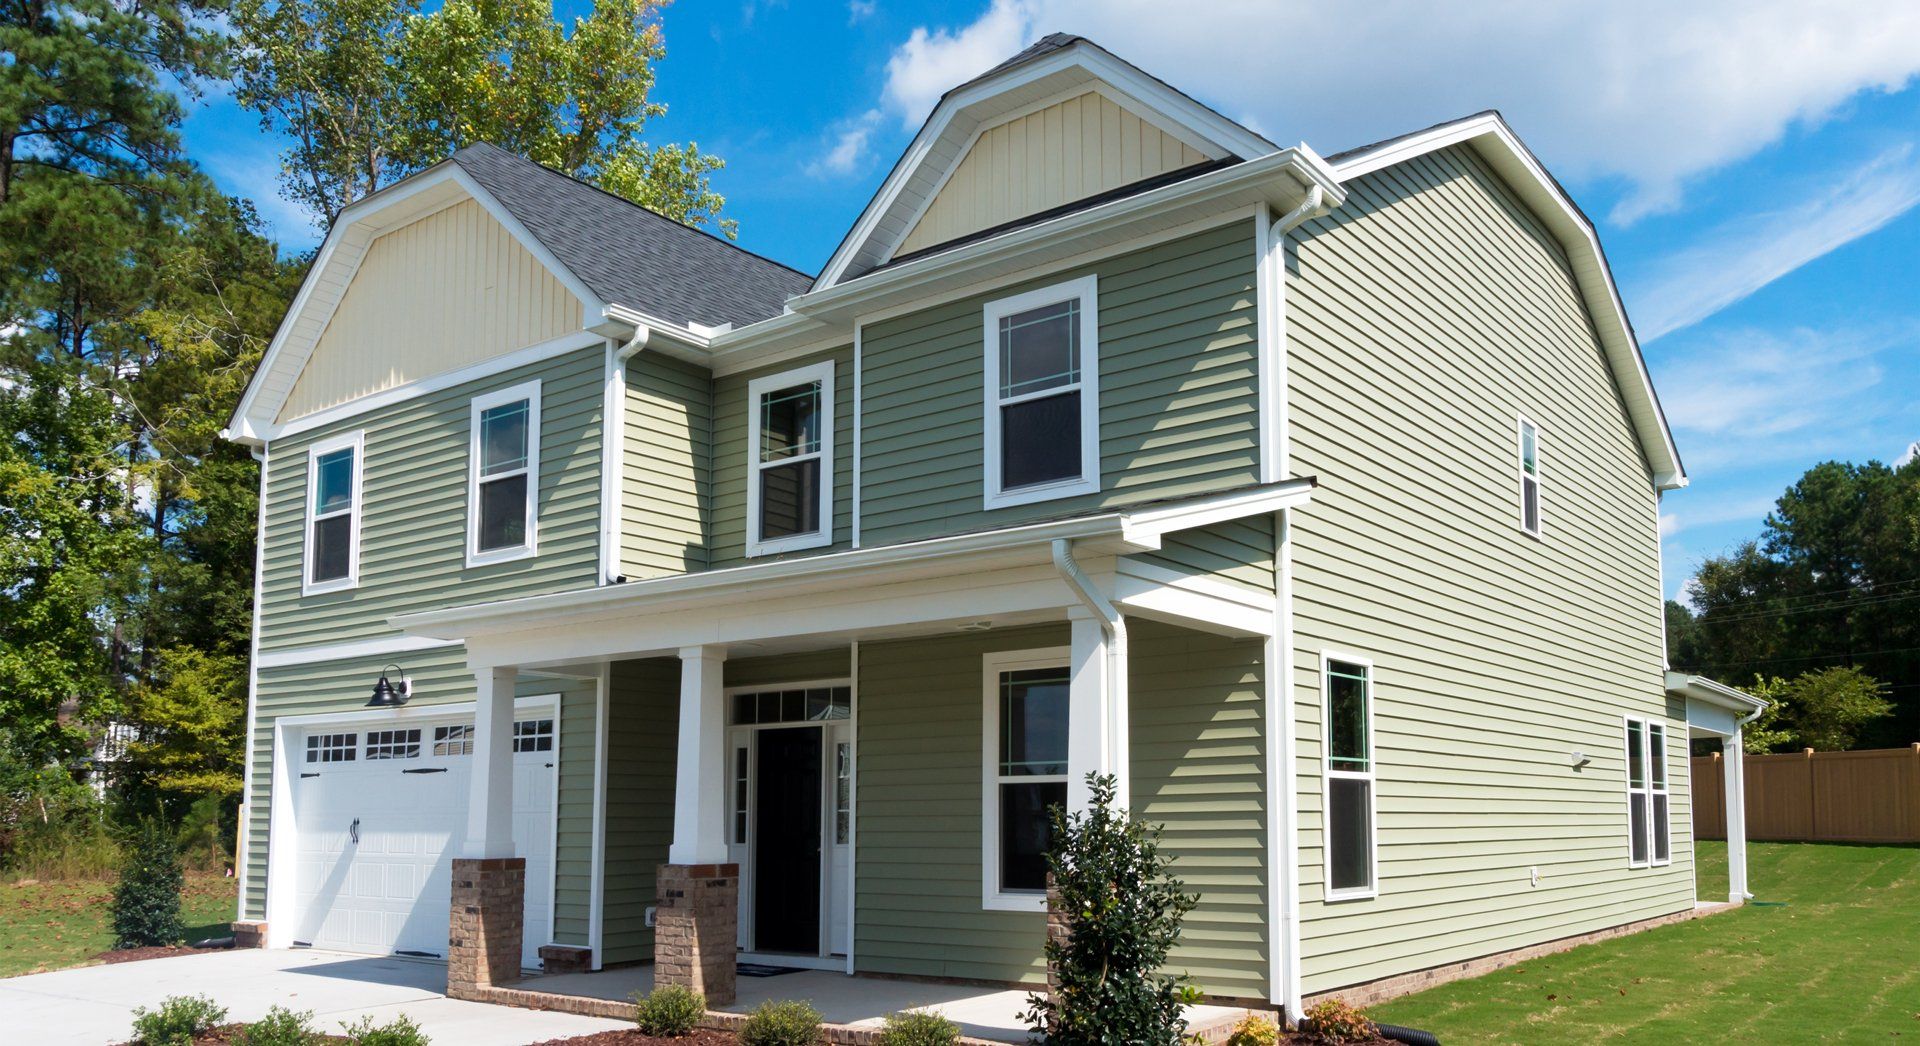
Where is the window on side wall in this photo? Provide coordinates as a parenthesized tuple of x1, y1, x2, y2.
(983, 276, 1100, 509)
(982, 648, 1070, 911)
(467, 381, 541, 566)
(1626, 717, 1670, 867)
(1518, 417, 1543, 537)
(303, 431, 363, 594)
(747, 360, 835, 557)
(1323, 654, 1377, 900)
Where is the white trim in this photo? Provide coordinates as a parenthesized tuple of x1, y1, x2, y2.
(466, 379, 543, 567)
(1119, 478, 1314, 547)
(588, 661, 609, 970)
(1254, 204, 1278, 483)
(599, 340, 623, 583)
(982, 275, 1101, 509)
(301, 430, 364, 596)
(255, 634, 462, 670)
(542, 696, 563, 956)
(1622, 714, 1672, 869)
(851, 325, 863, 549)
(1269, 509, 1302, 1016)
(845, 640, 859, 974)
(980, 646, 1073, 913)
(1320, 650, 1379, 902)
(745, 360, 837, 557)
(1111, 560, 1274, 639)
(236, 445, 271, 922)
(1517, 415, 1543, 539)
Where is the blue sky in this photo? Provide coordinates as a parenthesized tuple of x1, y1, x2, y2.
(181, 0, 1920, 601)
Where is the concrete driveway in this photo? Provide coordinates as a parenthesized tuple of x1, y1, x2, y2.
(0, 948, 631, 1045)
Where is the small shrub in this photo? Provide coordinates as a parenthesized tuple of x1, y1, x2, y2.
(877, 1009, 960, 1046)
(634, 983, 706, 1036)
(112, 819, 185, 948)
(1300, 999, 1376, 1044)
(1226, 1013, 1280, 1046)
(130, 995, 228, 1046)
(739, 1000, 825, 1046)
(235, 1007, 320, 1046)
(341, 1013, 431, 1046)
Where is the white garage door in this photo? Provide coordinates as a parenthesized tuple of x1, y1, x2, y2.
(289, 709, 556, 968)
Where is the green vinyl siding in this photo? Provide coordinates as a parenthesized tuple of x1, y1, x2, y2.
(624, 352, 711, 578)
(727, 648, 852, 688)
(859, 221, 1260, 547)
(601, 657, 680, 964)
(1286, 144, 1681, 994)
(240, 645, 597, 937)
(1126, 515, 1275, 594)
(257, 346, 604, 652)
(709, 347, 855, 568)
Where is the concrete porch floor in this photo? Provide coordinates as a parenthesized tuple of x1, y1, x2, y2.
(519, 964, 1251, 1043)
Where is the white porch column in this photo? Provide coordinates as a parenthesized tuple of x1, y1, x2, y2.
(1067, 609, 1121, 813)
(464, 665, 518, 858)
(1725, 731, 1749, 902)
(668, 645, 729, 865)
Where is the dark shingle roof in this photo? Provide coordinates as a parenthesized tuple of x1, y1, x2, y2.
(450, 143, 813, 329)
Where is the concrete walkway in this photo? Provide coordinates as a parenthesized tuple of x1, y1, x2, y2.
(0, 948, 631, 1045)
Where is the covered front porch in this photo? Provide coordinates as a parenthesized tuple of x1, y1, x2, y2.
(1668, 672, 1767, 906)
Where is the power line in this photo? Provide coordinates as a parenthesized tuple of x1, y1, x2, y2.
(1691, 588, 1920, 626)
(1690, 644, 1920, 672)
(1683, 575, 1920, 616)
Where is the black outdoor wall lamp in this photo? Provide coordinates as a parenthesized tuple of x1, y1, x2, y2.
(366, 663, 411, 708)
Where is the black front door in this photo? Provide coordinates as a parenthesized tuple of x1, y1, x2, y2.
(753, 726, 822, 954)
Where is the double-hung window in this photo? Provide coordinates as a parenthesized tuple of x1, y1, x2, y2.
(746, 360, 834, 556)
(1518, 417, 1543, 537)
(467, 381, 541, 566)
(1323, 654, 1378, 900)
(1625, 717, 1670, 867)
(303, 431, 363, 594)
(982, 648, 1070, 911)
(983, 276, 1100, 508)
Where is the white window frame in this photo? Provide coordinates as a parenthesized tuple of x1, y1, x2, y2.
(1517, 415, 1543, 539)
(982, 275, 1101, 510)
(302, 430, 364, 596)
(980, 646, 1072, 913)
(1624, 715, 1671, 868)
(466, 380, 542, 568)
(1321, 650, 1379, 902)
(746, 360, 836, 557)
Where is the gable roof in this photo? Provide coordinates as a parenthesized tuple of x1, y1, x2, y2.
(1327, 111, 1687, 490)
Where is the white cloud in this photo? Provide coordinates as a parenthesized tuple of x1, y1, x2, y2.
(1897, 441, 1918, 467)
(1655, 324, 1900, 441)
(872, 0, 1920, 219)
(1660, 494, 1779, 540)
(1629, 145, 1920, 341)
(808, 110, 884, 177)
(848, 0, 875, 23)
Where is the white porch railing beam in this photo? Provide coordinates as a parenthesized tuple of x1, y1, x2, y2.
(669, 645, 730, 865)
(464, 665, 518, 857)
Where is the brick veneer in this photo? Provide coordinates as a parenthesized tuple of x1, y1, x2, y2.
(231, 921, 268, 949)
(1044, 877, 1069, 1000)
(538, 944, 593, 975)
(654, 863, 739, 1007)
(448, 857, 526, 999)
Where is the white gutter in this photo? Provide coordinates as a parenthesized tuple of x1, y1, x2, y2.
(1051, 538, 1130, 806)
(1665, 672, 1768, 725)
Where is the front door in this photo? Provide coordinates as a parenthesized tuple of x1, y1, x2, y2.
(753, 725, 823, 954)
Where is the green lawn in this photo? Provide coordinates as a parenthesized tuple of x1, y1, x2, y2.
(1369, 841, 1920, 1043)
(0, 874, 237, 978)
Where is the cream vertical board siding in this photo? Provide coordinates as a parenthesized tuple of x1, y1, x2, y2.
(855, 622, 1268, 994)
(1285, 144, 1681, 994)
(860, 221, 1261, 549)
(623, 352, 713, 578)
(278, 198, 582, 422)
(896, 91, 1210, 257)
(257, 347, 604, 652)
(241, 645, 598, 944)
(601, 657, 680, 964)
(709, 347, 855, 568)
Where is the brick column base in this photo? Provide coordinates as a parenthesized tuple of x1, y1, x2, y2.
(1045, 876, 1071, 1002)
(449, 857, 526, 999)
(538, 944, 593, 975)
(655, 863, 738, 1007)
(231, 921, 268, 949)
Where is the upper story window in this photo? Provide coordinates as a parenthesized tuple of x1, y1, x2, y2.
(467, 381, 541, 567)
(746, 360, 835, 557)
(303, 431, 363, 594)
(982, 276, 1100, 509)
(1518, 417, 1542, 538)
(982, 647, 1070, 911)
(1323, 653, 1378, 901)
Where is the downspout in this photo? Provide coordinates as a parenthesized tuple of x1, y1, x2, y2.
(1050, 538, 1129, 804)
(602, 326, 649, 583)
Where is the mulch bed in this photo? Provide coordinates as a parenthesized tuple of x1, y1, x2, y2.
(112, 1026, 348, 1045)
(529, 1032, 740, 1046)
(91, 942, 228, 965)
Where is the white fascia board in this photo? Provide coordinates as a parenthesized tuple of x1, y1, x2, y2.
(1329, 114, 1687, 490)
(1119, 477, 1316, 547)
(1665, 671, 1768, 718)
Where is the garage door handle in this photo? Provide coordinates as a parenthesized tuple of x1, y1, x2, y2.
(401, 767, 448, 775)
(350, 818, 359, 844)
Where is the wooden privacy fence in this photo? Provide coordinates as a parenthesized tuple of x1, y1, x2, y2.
(1692, 745, 1920, 844)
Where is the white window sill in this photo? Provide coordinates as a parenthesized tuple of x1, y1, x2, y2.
(302, 577, 358, 597)
(1324, 887, 1378, 903)
(983, 475, 1099, 511)
(466, 544, 537, 569)
(746, 529, 831, 559)
(982, 891, 1048, 913)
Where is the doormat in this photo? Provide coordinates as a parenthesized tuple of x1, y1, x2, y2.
(736, 963, 806, 978)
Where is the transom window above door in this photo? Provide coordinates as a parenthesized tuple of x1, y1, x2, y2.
(983, 276, 1100, 509)
(467, 380, 541, 566)
(746, 361, 835, 557)
(731, 685, 851, 725)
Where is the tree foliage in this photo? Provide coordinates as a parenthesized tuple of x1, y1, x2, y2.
(112, 817, 185, 947)
(1741, 667, 1894, 754)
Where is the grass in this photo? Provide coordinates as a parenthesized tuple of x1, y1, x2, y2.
(0, 873, 237, 978)
(1369, 840, 1920, 1043)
